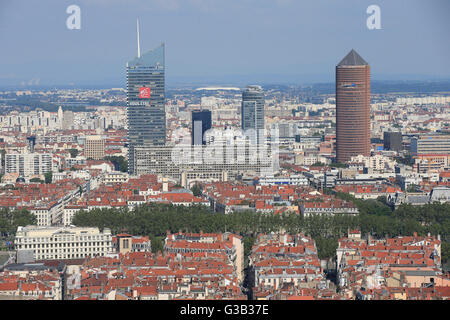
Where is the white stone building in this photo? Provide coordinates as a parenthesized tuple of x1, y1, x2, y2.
(15, 226, 113, 261)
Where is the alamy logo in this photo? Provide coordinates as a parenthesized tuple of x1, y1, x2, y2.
(66, 5, 81, 30)
(170, 128, 280, 175)
(366, 5, 381, 30)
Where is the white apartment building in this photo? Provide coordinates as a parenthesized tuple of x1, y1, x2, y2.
(295, 154, 330, 166)
(65, 156, 87, 168)
(410, 135, 450, 156)
(349, 154, 395, 171)
(300, 203, 360, 217)
(5, 153, 52, 177)
(134, 139, 275, 183)
(396, 96, 450, 105)
(0, 111, 61, 132)
(258, 174, 309, 186)
(15, 226, 113, 261)
(63, 205, 89, 226)
(30, 203, 60, 227)
(102, 171, 129, 184)
(53, 170, 91, 183)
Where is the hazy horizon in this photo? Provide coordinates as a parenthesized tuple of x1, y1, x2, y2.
(0, 0, 449, 88)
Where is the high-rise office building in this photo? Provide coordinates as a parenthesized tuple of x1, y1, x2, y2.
(126, 22, 166, 174)
(336, 49, 371, 163)
(410, 135, 450, 172)
(410, 135, 450, 155)
(383, 132, 403, 152)
(241, 85, 264, 142)
(84, 135, 105, 160)
(192, 110, 212, 145)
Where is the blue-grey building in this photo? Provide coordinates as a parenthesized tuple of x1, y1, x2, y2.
(241, 85, 264, 142)
(192, 110, 212, 145)
(126, 43, 166, 174)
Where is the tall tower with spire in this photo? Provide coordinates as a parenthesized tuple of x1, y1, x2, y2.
(136, 19, 141, 58)
(57, 105, 64, 130)
(335, 49, 371, 163)
(126, 20, 166, 175)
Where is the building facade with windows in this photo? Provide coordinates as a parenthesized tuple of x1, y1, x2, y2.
(336, 49, 371, 163)
(5, 153, 52, 177)
(411, 135, 450, 172)
(84, 135, 105, 160)
(383, 131, 403, 152)
(241, 85, 265, 142)
(191, 109, 212, 145)
(127, 43, 166, 174)
(410, 135, 450, 156)
(14, 226, 113, 261)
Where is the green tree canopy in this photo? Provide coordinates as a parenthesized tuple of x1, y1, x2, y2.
(104, 156, 128, 172)
(191, 184, 202, 197)
(68, 149, 79, 158)
(0, 208, 36, 239)
(44, 171, 53, 184)
(70, 200, 450, 263)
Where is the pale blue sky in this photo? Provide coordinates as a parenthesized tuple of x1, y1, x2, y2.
(0, 0, 449, 87)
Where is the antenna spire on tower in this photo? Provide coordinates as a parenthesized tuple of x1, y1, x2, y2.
(137, 18, 141, 58)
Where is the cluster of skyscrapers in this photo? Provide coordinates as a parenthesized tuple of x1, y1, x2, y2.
(126, 26, 268, 177)
(126, 23, 373, 175)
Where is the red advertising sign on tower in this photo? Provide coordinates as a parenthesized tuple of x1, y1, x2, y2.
(139, 87, 151, 99)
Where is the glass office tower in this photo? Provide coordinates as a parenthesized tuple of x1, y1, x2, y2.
(383, 132, 403, 152)
(241, 85, 264, 143)
(192, 110, 212, 145)
(126, 43, 166, 174)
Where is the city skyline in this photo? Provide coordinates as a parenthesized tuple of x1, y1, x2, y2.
(0, 1, 449, 304)
(0, 0, 449, 87)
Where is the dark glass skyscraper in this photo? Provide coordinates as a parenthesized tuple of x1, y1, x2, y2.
(336, 49, 371, 163)
(126, 43, 166, 174)
(192, 110, 212, 145)
(384, 132, 403, 152)
(241, 85, 264, 142)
